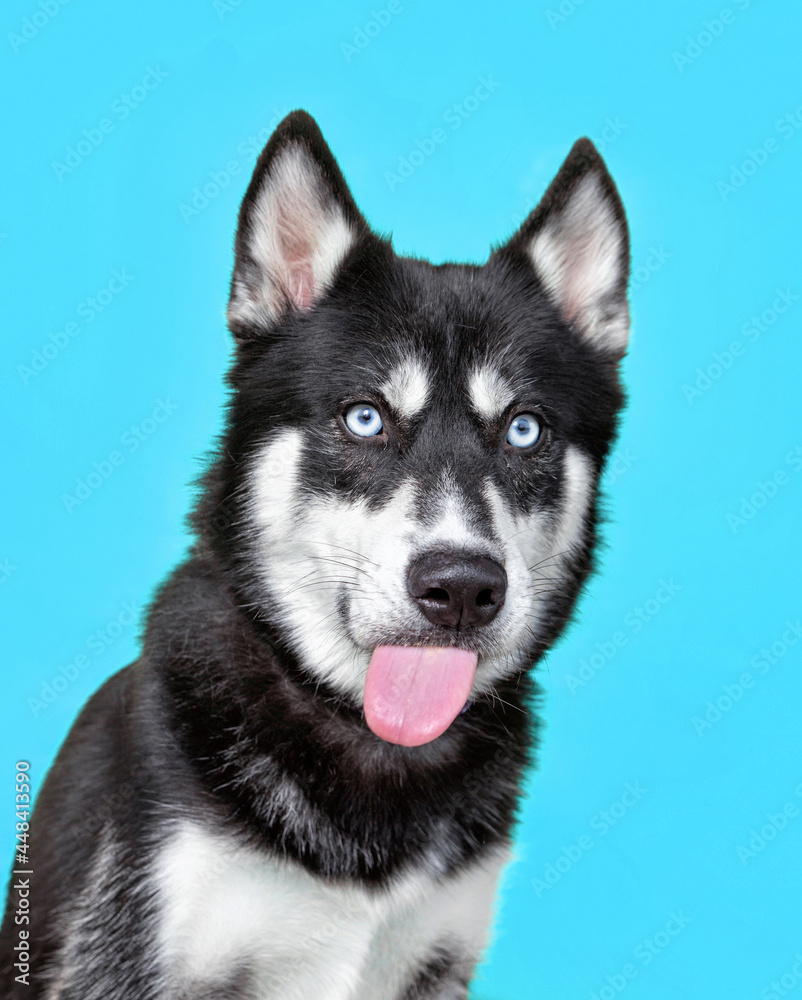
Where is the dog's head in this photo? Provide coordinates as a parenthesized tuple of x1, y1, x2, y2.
(207, 110, 629, 747)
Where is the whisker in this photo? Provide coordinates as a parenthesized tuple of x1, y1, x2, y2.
(284, 578, 362, 596)
(527, 550, 571, 573)
(312, 541, 380, 568)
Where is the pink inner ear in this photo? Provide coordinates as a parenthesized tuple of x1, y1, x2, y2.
(292, 262, 315, 311)
(560, 234, 597, 324)
(278, 211, 317, 312)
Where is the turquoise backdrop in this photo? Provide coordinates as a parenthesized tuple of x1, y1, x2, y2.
(2, 1, 801, 997)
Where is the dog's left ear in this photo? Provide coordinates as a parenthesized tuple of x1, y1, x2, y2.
(227, 110, 372, 337)
(497, 139, 630, 357)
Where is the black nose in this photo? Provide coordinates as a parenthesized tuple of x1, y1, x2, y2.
(407, 552, 507, 630)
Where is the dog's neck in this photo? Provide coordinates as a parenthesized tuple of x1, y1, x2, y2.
(147, 553, 536, 885)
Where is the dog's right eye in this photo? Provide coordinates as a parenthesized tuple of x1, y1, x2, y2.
(344, 403, 383, 438)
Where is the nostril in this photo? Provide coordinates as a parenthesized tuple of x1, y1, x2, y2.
(421, 587, 450, 605)
(475, 588, 494, 608)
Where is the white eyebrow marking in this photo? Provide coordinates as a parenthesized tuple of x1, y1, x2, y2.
(380, 357, 431, 418)
(467, 366, 515, 420)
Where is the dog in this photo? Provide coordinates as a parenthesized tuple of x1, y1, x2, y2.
(1, 110, 630, 999)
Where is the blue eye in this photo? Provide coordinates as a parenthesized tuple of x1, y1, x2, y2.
(345, 403, 383, 438)
(506, 413, 541, 449)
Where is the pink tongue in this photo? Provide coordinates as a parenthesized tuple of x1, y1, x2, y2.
(363, 645, 478, 747)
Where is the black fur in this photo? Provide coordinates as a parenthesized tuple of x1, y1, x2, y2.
(401, 945, 470, 999)
(0, 110, 629, 998)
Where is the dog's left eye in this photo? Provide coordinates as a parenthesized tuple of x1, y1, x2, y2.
(344, 403, 383, 437)
(506, 413, 541, 449)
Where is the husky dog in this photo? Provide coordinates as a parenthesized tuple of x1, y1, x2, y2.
(1, 110, 630, 998)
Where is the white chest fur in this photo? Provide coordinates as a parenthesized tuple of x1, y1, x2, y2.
(155, 821, 508, 1000)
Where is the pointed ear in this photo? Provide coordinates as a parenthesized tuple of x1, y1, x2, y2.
(227, 110, 371, 337)
(499, 139, 630, 356)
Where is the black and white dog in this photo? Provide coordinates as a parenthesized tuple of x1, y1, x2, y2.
(1, 110, 630, 998)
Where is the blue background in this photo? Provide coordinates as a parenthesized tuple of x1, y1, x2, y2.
(3, 1, 801, 997)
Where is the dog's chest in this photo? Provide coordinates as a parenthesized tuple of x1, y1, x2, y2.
(155, 821, 507, 1000)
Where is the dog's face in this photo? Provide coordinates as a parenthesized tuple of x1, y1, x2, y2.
(213, 111, 628, 747)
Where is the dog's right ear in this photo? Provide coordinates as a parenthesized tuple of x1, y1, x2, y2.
(227, 110, 371, 338)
